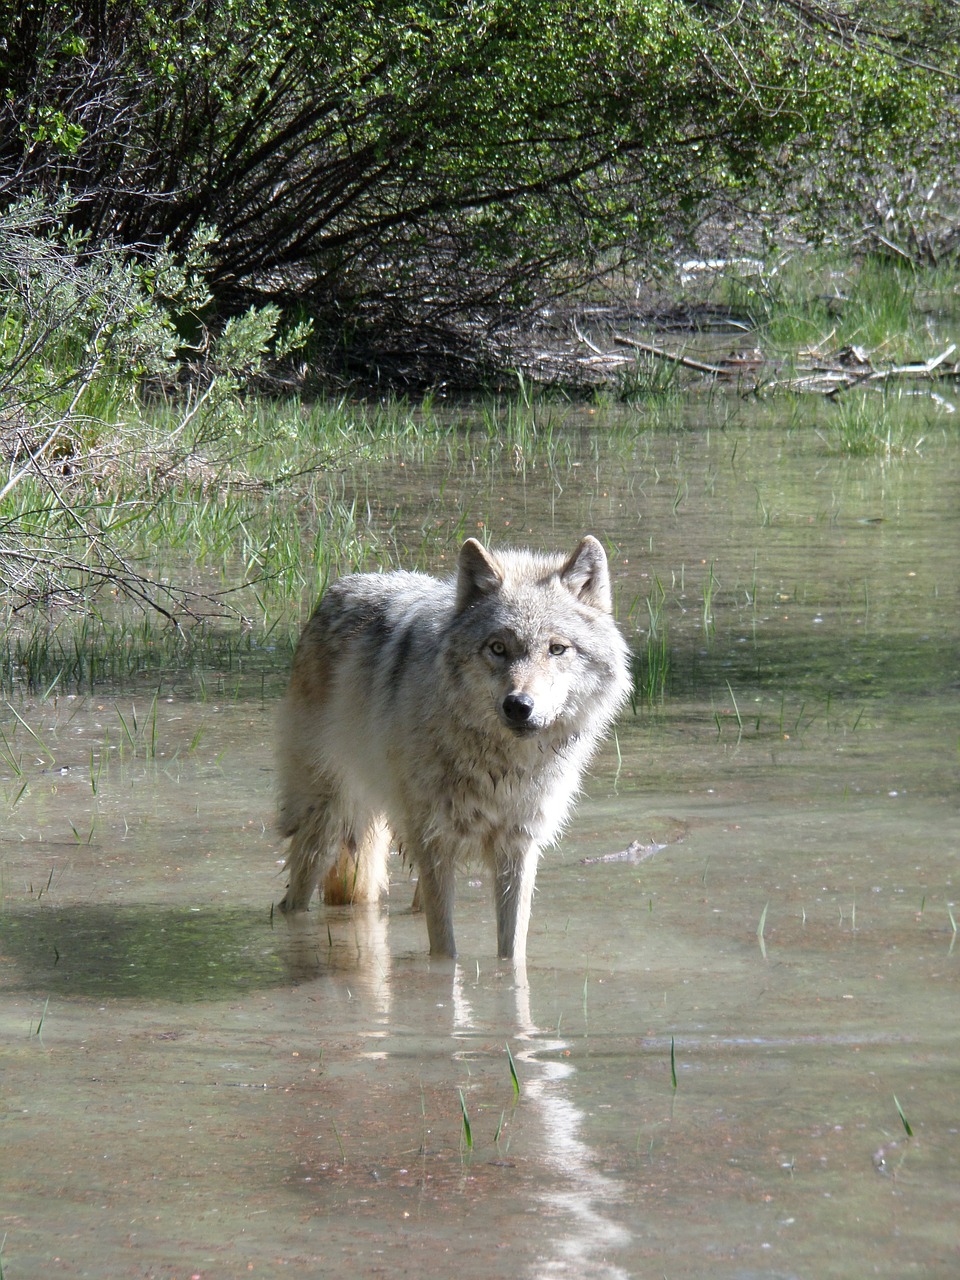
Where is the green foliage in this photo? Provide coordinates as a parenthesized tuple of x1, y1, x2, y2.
(0, 197, 310, 613)
(820, 390, 928, 458)
(1, 1, 950, 371)
(723, 252, 952, 361)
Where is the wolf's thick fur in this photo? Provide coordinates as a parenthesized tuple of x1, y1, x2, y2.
(276, 535, 630, 959)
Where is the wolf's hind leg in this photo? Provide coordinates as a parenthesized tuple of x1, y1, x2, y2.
(279, 804, 332, 911)
(494, 843, 540, 960)
(322, 818, 392, 905)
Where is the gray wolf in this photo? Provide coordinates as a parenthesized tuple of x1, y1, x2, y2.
(276, 536, 631, 959)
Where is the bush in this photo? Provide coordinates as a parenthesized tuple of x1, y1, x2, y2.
(0, 197, 308, 613)
(1, 2, 949, 379)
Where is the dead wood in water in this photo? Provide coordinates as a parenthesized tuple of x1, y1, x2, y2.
(569, 325, 960, 397)
(781, 342, 959, 397)
(611, 333, 732, 376)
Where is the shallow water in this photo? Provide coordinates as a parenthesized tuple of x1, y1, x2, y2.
(2, 404, 959, 1278)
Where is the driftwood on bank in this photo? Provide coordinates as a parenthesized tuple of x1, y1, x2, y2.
(774, 342, 958, 396)
(568, 321, 960, 395)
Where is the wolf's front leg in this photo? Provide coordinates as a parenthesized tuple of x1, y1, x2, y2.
(494, 843, 540, 960)
(413, 857, 458, 958)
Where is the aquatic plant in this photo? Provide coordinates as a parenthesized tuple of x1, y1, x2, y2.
(893, 1094, 914, 1138)
(628, 577, 669, 711)
(819, 389, 929, 457)
(757, 901, 769, 959)
(458, 1088, 473, 1151)
(505, 1043, 521, 1099)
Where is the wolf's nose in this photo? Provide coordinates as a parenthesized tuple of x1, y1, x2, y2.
(502, 692, 535, 725)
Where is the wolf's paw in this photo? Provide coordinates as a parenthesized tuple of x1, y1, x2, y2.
(277, 893, 308, 913)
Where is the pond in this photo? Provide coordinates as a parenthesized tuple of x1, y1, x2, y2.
(2, 397, 958, 1278)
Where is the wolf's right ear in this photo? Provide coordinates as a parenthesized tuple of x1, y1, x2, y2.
(455, 538, 503, 611)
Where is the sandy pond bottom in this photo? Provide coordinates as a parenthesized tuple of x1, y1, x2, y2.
(1, 687, 957, 1280)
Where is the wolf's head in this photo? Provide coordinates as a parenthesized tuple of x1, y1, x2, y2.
(447, 536, 629, 740)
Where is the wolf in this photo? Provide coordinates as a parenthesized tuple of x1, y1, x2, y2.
(275, 535, 631, 960)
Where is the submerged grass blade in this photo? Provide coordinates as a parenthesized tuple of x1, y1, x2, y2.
(5, 702, 55, 764)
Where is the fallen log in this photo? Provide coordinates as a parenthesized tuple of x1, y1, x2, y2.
(611, 332, 731, 376)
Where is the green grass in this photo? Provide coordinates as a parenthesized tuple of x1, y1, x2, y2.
(616, 351, 686, 400)
(757, 901, 769, 958)
(32, 996, 50, 1041)
(0, 609, 297, 698)
(458, 1088, 474, 1151)
(628, 577, 670, 711)
(715, 251, 957, 363)
(505, 1042, 521, 1099)
(819, 390, 929, 457)
(3, 391, 628, 695)
(3, 280, 955, 702)
(893, 1094, 914, 1138)
(4, 384, 678, 699)
(331, 1120, 346, 1162)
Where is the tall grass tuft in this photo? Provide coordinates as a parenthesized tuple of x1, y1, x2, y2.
(629, 578, 669, 710)
(821, 392, 926, 458)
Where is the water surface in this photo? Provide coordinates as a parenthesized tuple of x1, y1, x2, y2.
(2, 402, 958, 1278)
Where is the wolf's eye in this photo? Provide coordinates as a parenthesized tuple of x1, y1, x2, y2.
(488, 639, 507, 657)
(548, 642, 569, 657)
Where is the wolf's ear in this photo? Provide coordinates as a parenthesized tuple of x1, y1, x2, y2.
(456, 538, 504, 611)
(560, 536, 612, 612)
